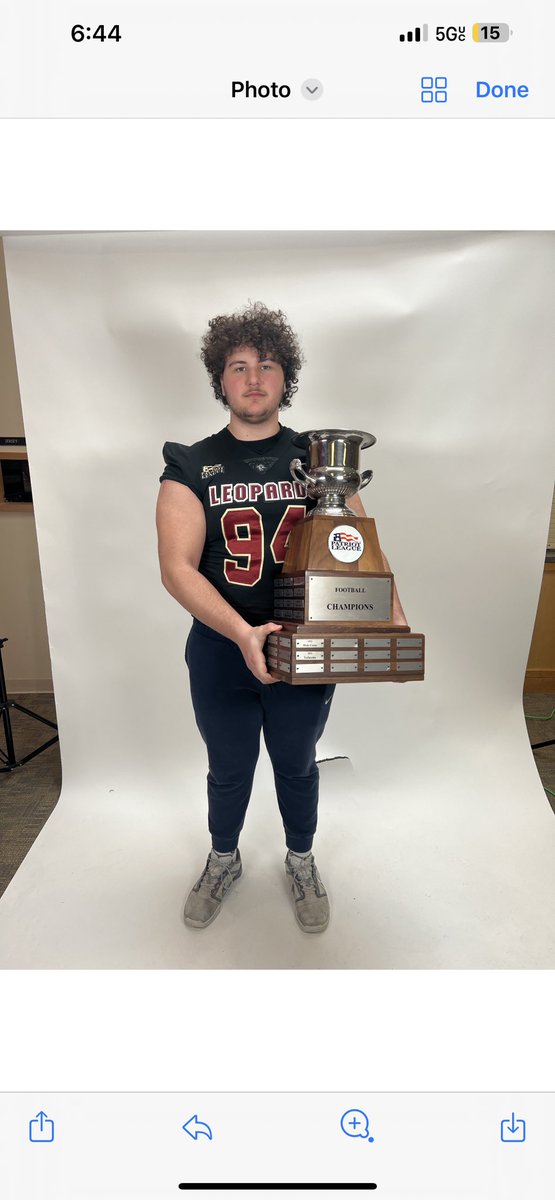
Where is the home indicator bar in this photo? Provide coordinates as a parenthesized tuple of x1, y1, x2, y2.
(178, 1187, 378, 1193)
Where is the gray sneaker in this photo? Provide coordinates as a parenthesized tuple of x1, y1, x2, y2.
(184, 849, 242, 928)
(285, 851, 330, 933)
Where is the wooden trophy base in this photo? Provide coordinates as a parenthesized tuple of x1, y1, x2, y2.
(267, 624, 425, 684)
(268, 513, 425, 684)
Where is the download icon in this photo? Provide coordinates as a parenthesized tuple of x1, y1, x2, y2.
(500, 1113, 526, 1142)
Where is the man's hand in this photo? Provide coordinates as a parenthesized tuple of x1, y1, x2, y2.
(237, 622, 283, 684)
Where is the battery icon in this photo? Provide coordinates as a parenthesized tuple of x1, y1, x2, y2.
(472, 23, 511, 41)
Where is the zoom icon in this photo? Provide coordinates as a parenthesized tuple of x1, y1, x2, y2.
(340, 1109, 375, 1142)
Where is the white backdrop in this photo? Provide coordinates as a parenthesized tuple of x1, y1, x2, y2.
(1, 230, 554, 968)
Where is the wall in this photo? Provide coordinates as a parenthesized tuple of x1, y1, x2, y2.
(526, 564, 555, 692)
(0, 240, 52, 690)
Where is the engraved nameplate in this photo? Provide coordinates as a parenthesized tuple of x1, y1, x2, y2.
(308, 575, 392, 622)
(296, 651, 324, 660)
(296, 638, 324, 648)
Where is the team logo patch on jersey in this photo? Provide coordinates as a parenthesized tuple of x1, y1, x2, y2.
(328, 525, 364, 563)
(201, 463, 225, 479)
(244, 456, 279, 475)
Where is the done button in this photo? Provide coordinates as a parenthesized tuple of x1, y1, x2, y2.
(476, 81, 529, 98)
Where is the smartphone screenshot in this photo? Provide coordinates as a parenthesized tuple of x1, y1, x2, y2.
(1, 4, 554, 1200)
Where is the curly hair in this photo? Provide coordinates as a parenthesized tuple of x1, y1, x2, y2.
(200, 301, 304, 410)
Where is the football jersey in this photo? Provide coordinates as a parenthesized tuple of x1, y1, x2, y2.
(159, 424, 314, 625)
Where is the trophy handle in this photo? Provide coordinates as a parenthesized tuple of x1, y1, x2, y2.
(358, 469, 373, 490)
(290, 458, 316, 487)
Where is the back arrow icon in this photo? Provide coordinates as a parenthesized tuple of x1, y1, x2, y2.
(182, 1115, 213, 1140)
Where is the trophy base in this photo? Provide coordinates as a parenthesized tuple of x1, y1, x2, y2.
(266, 623, 425, 685)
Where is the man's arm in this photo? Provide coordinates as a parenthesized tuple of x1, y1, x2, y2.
(156, 480, 281, 684)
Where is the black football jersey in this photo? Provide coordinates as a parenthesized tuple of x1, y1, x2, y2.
(159, 425, 314, 625)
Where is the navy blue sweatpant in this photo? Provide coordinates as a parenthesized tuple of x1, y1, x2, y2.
(185, 620, 335, 853)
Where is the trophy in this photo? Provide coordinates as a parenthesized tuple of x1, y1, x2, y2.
(266, 429, 425, 684)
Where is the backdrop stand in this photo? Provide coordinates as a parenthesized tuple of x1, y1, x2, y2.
(0, 637, 59, 772)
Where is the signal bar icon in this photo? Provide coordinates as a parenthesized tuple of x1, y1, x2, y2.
(399, 24, 429, 42)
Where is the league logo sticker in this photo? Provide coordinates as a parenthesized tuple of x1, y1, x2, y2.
(328, 525, 364, 563)
(201, 463, 225, 479)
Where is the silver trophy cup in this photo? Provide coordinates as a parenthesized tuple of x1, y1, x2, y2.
(290, 428, 376, 517)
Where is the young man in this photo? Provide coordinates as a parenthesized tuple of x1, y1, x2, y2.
(156, 302, 356, 934)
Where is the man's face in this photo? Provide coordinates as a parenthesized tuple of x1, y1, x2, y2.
(220, 344, 285, 425)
